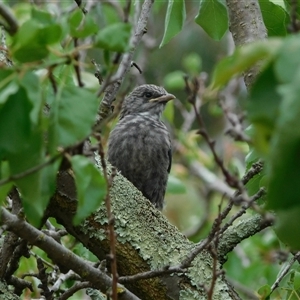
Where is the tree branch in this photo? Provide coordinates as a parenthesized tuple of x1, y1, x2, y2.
(226, 0, 267, 88)
(0, 207, 140, 300)
(95, 0, 154, 128)
(0, 4, 18, 35)
(46, 167, 235, 300)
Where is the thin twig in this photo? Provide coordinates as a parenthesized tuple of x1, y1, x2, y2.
(59, 281, 92, 300)
(95, 0, 154, 127)
(193, 101, 240, 189)
(37, 257, 52, 298)
(289, 0, 300, 33)
(207, 203, 223, 300)
(241, 161, 264, 185)
(0, 152, 62, 187)
(220, 99, 251, 143)
(0, 4, 18, 35)
(131, 61, 143, 74)
(270, 251, 300, 294)
(91, 59, 103, 85)
(218, 188, 266, 237)
(51, 270, 79, 292)
(48, 66, 58, 94)
(73, 38, 84, 87)
(0, 207, 140, 300)
(74, 0, 87, 14)
(123, 0, 132, 23)
(118, 265, 186, 284)
(96, 134, 118, 300)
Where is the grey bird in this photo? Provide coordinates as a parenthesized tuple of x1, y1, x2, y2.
(107, 84, 175, 210)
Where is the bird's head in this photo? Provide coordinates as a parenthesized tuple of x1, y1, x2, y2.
(119, 84, 175, 119)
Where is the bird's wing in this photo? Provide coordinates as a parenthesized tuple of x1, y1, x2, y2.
(167, 147, 172, 173)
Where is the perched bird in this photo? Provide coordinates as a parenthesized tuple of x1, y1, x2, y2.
(107, 84, 175, 210)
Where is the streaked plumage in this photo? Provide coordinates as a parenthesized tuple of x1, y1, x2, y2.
(107, 84, 175, 210)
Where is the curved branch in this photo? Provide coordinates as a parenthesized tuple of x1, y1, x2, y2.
(0, 207, 140, 300)
(0, 4, 18, 35)
(218, 214, 273, 263)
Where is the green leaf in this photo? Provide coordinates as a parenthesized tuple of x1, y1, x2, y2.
(0, 85, 59, 226)
(68, 9, 98, 38)
(0, 80, 18, 104)
(259, 0, 289, 37)
(0, 161, 13, 206)
(195, 0, 228, 41)
(95, 23, 131, 52)
(163, 71, 186, 90)
(293, 271, 300, 290)
(0, 88, 33, 155)
(248, 64, 281, 131)
(182, 53, 202, 75)
(18, 156, 61, 227)
(18, 72, 43, 125)
(250, 124, 273, 157)
(70, 155, 106, 225)
(284, 0, 300, 17)
(160, 0, 186, 47)
(267, 72, 300, 210)
(245, 148, 260, 169)
(68, 8, 83, 29)
(11, 10, 62, 62)
(246, 171, 266, 197)
(163, 100, 174, 124)
(210, 38, 282, 90)
(257, 284, 271, 299)
(274, 34, 300, 83)
(48, 85, 99, 152)
(275, 207, 300, 249)
(31, 7, 54, 25)
(166, 174, 186, 194)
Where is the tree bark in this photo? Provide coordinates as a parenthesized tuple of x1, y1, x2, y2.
(46, 167, 236, 300)
(226, 0, 267, 88)
(0, 280, 19, 300)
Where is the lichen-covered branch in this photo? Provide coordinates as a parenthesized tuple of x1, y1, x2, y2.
(0, 207, 140, 300)
(47, 168, 235, 300)
(218, 214, 273, 264)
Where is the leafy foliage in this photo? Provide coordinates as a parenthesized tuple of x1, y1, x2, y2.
(70, 156, 106, 225)
(1, 0, 300, 298)
(95, 23, 131, 52)
(160, 0, 186, 47)
(195, 0, 228, 40)
(207, 28, 300, 250)
(0, 6, 104, 226)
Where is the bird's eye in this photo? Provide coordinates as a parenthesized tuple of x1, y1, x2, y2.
(143, 92, 153, 98)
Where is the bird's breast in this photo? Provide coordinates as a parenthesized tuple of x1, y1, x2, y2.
(117, 114, 170, 144)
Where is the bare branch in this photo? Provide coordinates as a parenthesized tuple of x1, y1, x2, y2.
(96, 134, 118, 300)
(0, 4, 18, 35)
(0, 207, 140, 300)
(0, 153, 62, 187)
(58, 281, 92, 300)
(95, 0, 154, 128)
(270, 251, 300, 295)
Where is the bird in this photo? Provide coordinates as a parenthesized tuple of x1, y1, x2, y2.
(107, 84, 175, 210)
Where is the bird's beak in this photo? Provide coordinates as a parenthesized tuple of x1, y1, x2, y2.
(149, 93, 176, 103)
